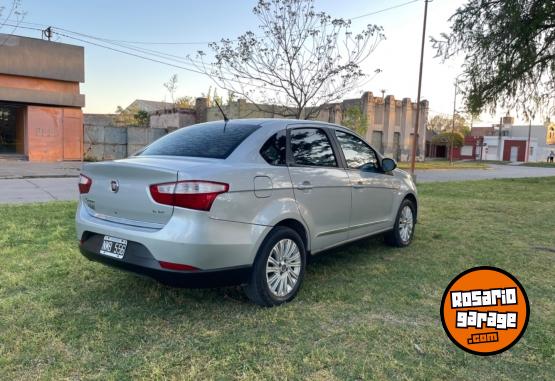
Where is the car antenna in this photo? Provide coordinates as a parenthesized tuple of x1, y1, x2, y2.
(214, 100, 229, 130)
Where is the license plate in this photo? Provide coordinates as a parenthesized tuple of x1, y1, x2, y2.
(100, 235, 127, 259)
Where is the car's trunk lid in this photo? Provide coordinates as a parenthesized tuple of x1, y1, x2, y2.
(82, 159, 179, 226)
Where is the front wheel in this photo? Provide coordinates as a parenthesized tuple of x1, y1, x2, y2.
(244, 226, 306, 307)
(384, 199, 416, 247)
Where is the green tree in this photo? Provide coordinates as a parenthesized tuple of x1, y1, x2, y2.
(428, 113, 470, 136)
(434, 0, 555, 117)
(175, 96, 195, 109)
(193, 0, 384, 119)
(226, 91, 237, 106)
(432, 132, 464, 148)
(134, 110, 149, 126)
(342, 106, 367, 137)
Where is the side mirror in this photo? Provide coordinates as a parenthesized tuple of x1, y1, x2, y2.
(381, 158, 397, 172)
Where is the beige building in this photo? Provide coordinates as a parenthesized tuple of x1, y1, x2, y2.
(86, 92, 428, 162)
(199, 92, 429, 161)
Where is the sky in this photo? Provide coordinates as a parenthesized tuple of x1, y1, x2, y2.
(0, 0, 520, 125)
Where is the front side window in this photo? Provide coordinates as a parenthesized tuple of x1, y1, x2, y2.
(260, 131, 286, 165)
(290, 128, 337, 167)
(335, 130, 378, 171)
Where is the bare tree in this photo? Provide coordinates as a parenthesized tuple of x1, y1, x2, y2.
(192, 0, 384, 119)
(0, 0, 26, 46)
(163, 74, 178, 106)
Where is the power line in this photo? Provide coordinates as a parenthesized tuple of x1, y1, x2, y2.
(54, 31, 219, 76)
(4, 0, 422, 46)
(0, 0, 423, 96)
(350, 0, 421, 20)
(51, 30, 289, 94)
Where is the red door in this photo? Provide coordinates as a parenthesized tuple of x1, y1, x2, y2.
(63, 108, 83, 160)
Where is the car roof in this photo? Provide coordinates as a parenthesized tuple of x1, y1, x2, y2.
(199, 118, 354, 133)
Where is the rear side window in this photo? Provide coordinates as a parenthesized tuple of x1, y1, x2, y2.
(290, 128, 337, 167)
(139, 122, 260, 159)
(260, 131, 286, 165)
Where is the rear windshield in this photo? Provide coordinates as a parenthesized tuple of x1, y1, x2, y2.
(139, 122, 260, 159)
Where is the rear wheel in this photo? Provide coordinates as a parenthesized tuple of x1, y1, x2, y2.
(384, 199, 416, 247)
(244, 226, 306, 307)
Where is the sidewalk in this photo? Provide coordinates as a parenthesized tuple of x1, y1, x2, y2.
(1, 162, 555, 204)
(0, 178, 78, 203)
(0, 160, 82, 179)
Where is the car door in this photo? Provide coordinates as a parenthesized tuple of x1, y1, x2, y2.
(334, 130, 399, 238)
(287, 126, 351, 252)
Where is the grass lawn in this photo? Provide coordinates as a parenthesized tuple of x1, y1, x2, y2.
(519, 162, 555, 168)
(397, 160, 489, 170)
(1, 178, 554, 380)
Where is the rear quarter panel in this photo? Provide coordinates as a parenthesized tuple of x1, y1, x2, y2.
(207, 165, 302, 226)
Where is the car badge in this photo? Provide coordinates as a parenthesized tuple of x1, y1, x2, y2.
(110, 180, 119, 193)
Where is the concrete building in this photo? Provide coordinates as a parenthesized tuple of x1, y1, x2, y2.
(0, 33, 85, 161)
(124, 99, 173, 113)
(465, 117, 555, 162)
(198, 92, 428, 161)
(85, 93, 428, 162)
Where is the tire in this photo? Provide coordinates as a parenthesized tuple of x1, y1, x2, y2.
(384, 198, 416, 247)
(244, 226, 306, 307)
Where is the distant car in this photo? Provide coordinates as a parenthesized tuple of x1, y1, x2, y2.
(76, 119, 418, 306)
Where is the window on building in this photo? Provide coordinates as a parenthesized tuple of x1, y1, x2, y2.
(461, 145, 473, 156)
(375, 107, 383, 124)
(393, 132, 401, 161)
(409, 133, 421, 156)
(371, 131, 384, 154)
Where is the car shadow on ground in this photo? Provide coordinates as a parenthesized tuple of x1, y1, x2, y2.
(72, 233, 395, 310)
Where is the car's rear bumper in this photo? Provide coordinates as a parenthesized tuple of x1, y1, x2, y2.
(75, 201, 271, 270)
(79, 233, 251, 287)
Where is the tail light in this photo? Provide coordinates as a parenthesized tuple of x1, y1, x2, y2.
(79, 174, 92, 194)
(149, 180, 229, 211)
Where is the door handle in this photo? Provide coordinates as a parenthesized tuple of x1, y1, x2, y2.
(297, 181, 313, 190)
(353, 181, 365, 189)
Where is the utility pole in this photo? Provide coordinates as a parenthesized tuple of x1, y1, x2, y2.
(498, 116, 503, 161)
(526, 119, 532, 163)
(449, 80, 458, 164)
(42, 27, 53, 41)
(409, 0, 430, 178)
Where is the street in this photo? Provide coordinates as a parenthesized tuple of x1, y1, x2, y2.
(0, 177, 78, 203)
(1, 164, 555, 204)
(415, 164, 555, 182)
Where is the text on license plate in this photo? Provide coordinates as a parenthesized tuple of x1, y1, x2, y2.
(100, 235, 127, 259)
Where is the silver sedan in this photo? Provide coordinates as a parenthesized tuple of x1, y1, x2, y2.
(76, 119, 418, 306)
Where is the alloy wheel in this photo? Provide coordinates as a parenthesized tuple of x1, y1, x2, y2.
(266, 238, 302, 297)
(398, 205, 414, 243)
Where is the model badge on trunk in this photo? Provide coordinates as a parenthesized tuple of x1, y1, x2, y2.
(110, 180, 119, 193)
